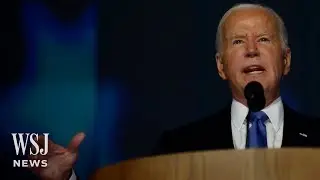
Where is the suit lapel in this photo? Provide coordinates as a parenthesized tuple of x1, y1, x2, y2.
(213, 103, 311, 148)
(211, 104, 234, 149)
(281, 104, 308, 147)
(219, 102, 307, 148)
(203, 102, 311, 149)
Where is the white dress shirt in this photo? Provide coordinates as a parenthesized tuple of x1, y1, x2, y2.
(69, 169, 77, 180)
(231, 97, 284, 149)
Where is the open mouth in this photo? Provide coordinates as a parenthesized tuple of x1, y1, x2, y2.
(243, 65, 265, 74)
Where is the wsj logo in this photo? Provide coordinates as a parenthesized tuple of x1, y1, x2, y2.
(11, 133, 49, 168)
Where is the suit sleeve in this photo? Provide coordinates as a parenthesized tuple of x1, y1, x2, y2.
(0, 152, 39, 179)
(152, 131, 175, 156)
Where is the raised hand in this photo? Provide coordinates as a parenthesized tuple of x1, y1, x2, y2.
(28, 132, 85, 180)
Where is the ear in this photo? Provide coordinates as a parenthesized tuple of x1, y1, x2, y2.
(283, 48, 291, 75)
(215, 52, 227, 80)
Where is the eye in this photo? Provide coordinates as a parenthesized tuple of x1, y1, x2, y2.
(232, 39, 244, 45)
(258, 37, 270, 42)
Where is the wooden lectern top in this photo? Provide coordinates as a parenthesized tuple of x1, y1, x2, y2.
(90, 148, 320, 180)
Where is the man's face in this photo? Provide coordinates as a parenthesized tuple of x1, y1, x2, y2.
(216, 8, 291, 101)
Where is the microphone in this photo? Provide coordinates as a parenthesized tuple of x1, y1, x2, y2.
(244, 81, 266, 112)
(244, 81, 266, 148)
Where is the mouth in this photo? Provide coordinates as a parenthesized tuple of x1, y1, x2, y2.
(243, 65, 266, 75)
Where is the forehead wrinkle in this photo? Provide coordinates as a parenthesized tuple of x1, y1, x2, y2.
(215, 4, 289, 52)
(226, 20, 275, 35)
(226, 33, 275, 39)
(221, 11, 280, 44)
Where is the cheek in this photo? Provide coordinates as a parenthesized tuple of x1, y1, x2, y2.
(260, 47, 283, 72)
(223, 60, 244, 83)
(275, 61, 285, 77)
(224, 49, 245, 74)
(227, 47, 245, 57)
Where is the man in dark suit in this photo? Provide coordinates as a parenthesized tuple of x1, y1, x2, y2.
(153, 102, 320, 155)
(15, 3, 320, 180)
(154, 3, 320, 155)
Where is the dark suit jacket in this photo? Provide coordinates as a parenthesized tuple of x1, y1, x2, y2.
(0, 130, 40, 180)
(0, 152, 40, 180)
(153, 103, 320, 155)
(0, 149, 75, 180)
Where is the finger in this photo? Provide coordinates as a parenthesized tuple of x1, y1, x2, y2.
(37, 135, 55, 148)
(27, 136, 65, 159)
(67, 132, 85, 152)
(28, 153, 45, 161)
(29, 143, 49, 157)
(53, 148, 68, 154)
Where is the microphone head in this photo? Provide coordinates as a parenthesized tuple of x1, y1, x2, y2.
(244, 81, 266, 112)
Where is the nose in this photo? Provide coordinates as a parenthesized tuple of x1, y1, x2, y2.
(245, 39, 259, 58)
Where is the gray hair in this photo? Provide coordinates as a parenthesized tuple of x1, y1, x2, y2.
(215, 3, 288, 52)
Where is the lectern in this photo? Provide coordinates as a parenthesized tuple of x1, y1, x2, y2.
(90, 148, 320, 180)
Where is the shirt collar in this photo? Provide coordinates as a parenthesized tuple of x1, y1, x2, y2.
(231, 97, 283, 132)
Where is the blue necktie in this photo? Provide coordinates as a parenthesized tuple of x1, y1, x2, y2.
(246, 111, 268, 148)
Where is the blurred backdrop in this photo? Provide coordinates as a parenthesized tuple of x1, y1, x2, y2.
(1, 0, 320, 179)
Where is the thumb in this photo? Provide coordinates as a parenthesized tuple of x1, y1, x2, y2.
(68, 132, 86, 152)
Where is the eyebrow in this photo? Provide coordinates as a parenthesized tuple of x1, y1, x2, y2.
(257, 33, 271, 37)
(226, 33, 273, 39)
